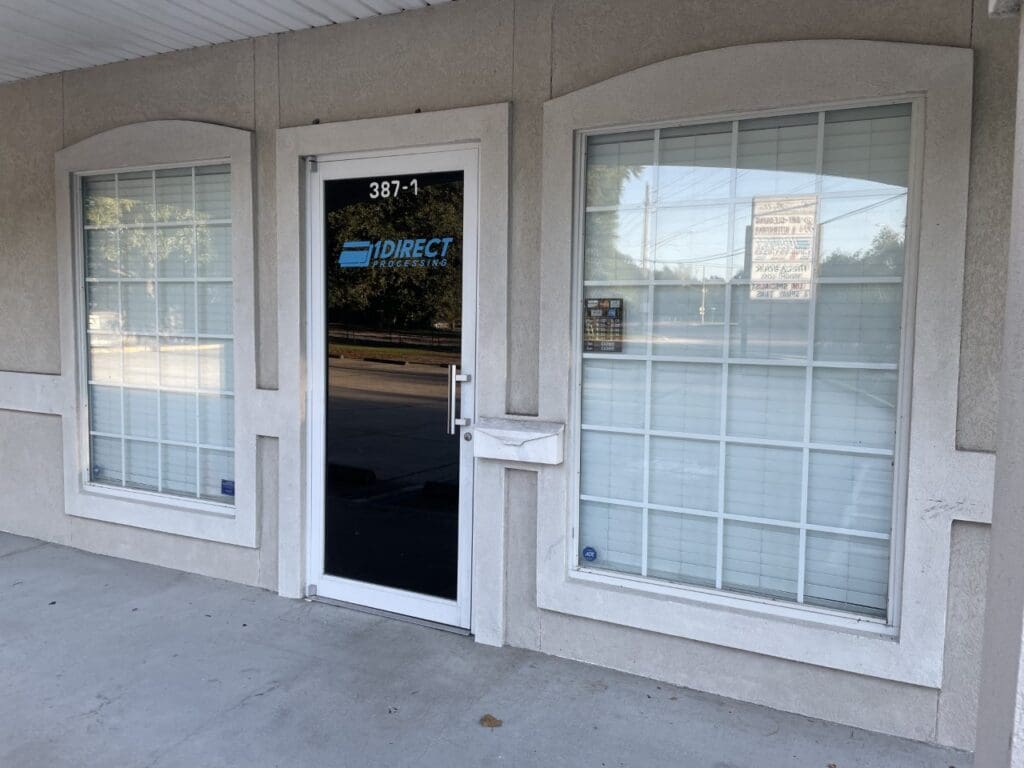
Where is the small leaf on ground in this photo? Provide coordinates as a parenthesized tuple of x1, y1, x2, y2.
(479, 714, 502, 728)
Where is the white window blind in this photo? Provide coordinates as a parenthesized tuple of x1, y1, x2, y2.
(82, 164, 235, 505)
(577, 104, 912, 618)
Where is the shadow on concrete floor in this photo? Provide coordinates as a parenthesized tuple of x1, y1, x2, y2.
(0, 532, 971, 768)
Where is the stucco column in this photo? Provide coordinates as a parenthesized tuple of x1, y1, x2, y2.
(977, 5, 1024, 767)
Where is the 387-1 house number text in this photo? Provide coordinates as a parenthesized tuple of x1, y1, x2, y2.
(369, 178, 418, 198)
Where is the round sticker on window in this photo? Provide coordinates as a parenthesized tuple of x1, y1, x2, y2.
(582, 546, 597, 562)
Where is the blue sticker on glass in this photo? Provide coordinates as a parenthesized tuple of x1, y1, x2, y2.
(582, 546, 597, 562)
(221, 479, 235, 497)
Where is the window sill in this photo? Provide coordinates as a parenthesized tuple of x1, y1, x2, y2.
(570, 566, 895, 639)
(67, 478, 256, 548)
(82, 481, 236, 517)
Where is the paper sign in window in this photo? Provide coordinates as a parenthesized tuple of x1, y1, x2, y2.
(749, 196, 818, 300)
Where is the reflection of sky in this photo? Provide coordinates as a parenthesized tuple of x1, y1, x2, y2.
(585, 110, 911, 283)
(584, 171, 907, 283)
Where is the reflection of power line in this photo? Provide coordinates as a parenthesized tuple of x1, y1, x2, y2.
(816, 193, 905, 227)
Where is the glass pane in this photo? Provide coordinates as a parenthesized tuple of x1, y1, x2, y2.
(804, 532, 888, 616)
(198, 339, 233, 392)
(121, 282, 156, 333)
(811, 368, 897, 449)
(82, 164, 235, 507)
(658, 123, 732, 204)
(155, 167, 194, 222)
(814, 284, 902, 364)
(648, 437, 718, 512)
(90, 435, 123, 485)
(581, 359, 646, 429)
(197, 224, 231, 278)
(87, 283, 119, 334)
(652, 285, 725, 357)
(82, 175, 117, 227)
(575, 106, 911, 615)
(736, 114, 817, 198)
(729, 285, 809, 361)
(724, 444, 802, 522)
(159, 337, 197, 389)
(87, 336, 121, 384)
(653, 205, 731, 279)
(195, 165, 230, 220)
(727, 365, 805, 441)
(817, 195, 907, 278)
(584, 286, 648, 355)
(117, 171, 153, 225)
(123, 388, 158, 439)
(88, 384, 121, 434)
(159, 282, 196, 335)
(807, 451, 894, 534)
(157, 227, 195, 278)
(125, 440, 159, 491)
(579, 501, 642, 575)
(199, 448, 234, 502)
(583, 210, 649, 281)
(162, 444, 196, 496)
(650, 362, 721, 435)
(822, 104, 911, 195)
(647, 510, 717, 586)
(161, 392, 196, 443)
(198, 394, 233, 448)
(723, 521, 799, 600)
(120, 228, 156, 278)
(586, 131, 654, 208)
(123, 335, 159, 387)
(197, 283, 232, 335)
(85, 229, 119, 278)
(580, 430, 644, 502)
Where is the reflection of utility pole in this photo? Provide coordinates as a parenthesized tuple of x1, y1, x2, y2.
(641, 183, 651, 272)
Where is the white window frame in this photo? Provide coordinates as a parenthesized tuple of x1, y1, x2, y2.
(569, 98, 921, 627)
(56, 121, 258, 547)
(537, 41, 978, 687)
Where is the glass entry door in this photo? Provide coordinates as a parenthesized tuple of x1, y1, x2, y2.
(308, 148, 477, 629)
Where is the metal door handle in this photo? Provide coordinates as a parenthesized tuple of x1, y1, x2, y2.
(447, 363, 471, 435)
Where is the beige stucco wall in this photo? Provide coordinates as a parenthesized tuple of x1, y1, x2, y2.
(0, 0, 1012, 750)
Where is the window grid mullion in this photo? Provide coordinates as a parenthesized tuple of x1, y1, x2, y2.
(192, 167, 201, 499)
(580, 493, 891, 542)
(715, 119, 740, 590)
(797, 111, 827, 603)
(115, 174, 127, 488)
(640, 129, 660, 578)
(153, 171, 164, 494)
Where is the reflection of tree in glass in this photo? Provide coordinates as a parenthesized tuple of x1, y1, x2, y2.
(585, 163, 646, 280)
(326, 182, 462, 331)
(83, 190, 226, 279)
(821, 225, 904, 277)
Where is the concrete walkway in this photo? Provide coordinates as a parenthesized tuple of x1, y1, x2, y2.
(0, 532, 971, 768)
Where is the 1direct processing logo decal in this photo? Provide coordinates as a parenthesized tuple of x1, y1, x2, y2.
(339, 236, 455, 268)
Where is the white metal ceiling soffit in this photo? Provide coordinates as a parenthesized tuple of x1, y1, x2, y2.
(0, 0, 452, 84)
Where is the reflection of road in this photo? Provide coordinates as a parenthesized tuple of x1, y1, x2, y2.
(324, 356, 461, 600)
(326, 357, 457, 485)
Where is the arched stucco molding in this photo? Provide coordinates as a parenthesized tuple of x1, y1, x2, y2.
(54, 120, 260, 547)
(536, 40, 987, 688)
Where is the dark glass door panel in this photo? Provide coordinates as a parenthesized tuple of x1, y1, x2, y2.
(323, 171, 463, 600)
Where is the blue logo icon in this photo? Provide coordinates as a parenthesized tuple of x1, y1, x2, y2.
(338, 236, 455, 268)
(582, 546, 597, 562)
(339, 241, 373, 267)
(221, 479, 235, 497)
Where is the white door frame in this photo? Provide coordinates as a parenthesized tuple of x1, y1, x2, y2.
(306, 146, 478, 629)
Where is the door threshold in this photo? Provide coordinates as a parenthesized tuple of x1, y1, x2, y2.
(307, 594, 472, 637)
